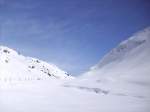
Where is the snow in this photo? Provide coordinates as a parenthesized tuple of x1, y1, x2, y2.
(0, 80, 149, 112)
(0, 27, 150, 112)
(64, 27, 150, 111)
(0, 46, 72, 81)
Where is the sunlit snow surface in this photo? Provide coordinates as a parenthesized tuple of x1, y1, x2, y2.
(0, 27, 150, 112)
(0, 46, 72, 80)
(64, 27, 150, 112)
(0, 80, 149, 112)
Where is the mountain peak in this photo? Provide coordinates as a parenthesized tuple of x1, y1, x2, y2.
(0, 46, 19, 56)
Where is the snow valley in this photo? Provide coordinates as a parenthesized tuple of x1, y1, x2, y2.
(0, 27, 150, 112)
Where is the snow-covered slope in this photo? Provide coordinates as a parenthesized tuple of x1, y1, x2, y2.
(67, 27, 150, 103)
(83, 27, 150, 82)
(0, 46, 72, 81)
(0, 27, 150, 112)
(92, 27, 150, 70)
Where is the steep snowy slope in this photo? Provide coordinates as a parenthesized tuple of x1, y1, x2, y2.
(67, 27, 150, 101)
(0, 46, 72, 81)
(83, 27, 150, 82)
(92, 27, 150, 70)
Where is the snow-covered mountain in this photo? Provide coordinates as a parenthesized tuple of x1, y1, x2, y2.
(0, 46, 72, 81)
(68, 27, 150, 101)
(84, 27, 150, 82)
(1, 27, 150, 112)
(92, 27, 150, 71)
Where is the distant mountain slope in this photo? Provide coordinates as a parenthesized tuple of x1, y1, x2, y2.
(84, 27, 150, 82)
(92, 27, 150, 70)
(67, 27, 150, 100)
(0, 46, 72, 81)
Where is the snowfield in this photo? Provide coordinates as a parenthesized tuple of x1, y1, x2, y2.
(0, 27, 150, 112)
(0, 80, 149, 112)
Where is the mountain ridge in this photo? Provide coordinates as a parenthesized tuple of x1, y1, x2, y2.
(0, 46, 72, 81)
(91, 27, 150, 70)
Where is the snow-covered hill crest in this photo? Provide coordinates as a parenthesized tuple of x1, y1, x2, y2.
(0, 46, 72, 81)
(81, 27, 150, 84)
(92, 27, 150, 70)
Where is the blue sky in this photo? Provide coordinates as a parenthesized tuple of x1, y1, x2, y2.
(0, 0, 150, 75)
